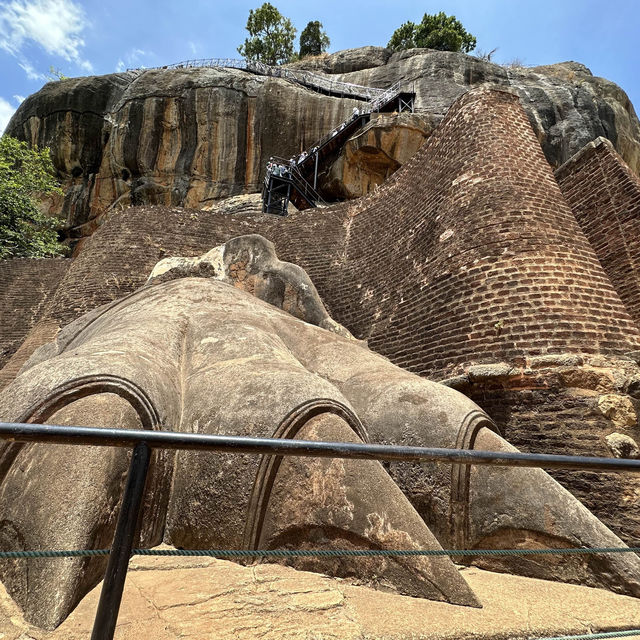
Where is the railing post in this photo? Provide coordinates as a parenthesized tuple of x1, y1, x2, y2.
(314, 151, 319, 190)
(91, 442, 151, 640)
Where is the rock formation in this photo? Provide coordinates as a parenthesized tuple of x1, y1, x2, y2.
(2, 46, 640, 635)
(294, 48, 640, 175)
(2, 84, 640, 550)
(322, 111, 436, 199)
(5, 47, 639, 241)
(2, 238, 640, 629)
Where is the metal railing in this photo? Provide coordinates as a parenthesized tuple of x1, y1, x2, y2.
(3, 420, 636, 639)
(262, 80, 405, 209)
(265, 156, 324, 205)
(302, 80, 403, 157)
(129, 57, 387, 101)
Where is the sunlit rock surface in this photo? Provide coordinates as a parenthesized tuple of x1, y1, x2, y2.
(6, 48, 639, 239)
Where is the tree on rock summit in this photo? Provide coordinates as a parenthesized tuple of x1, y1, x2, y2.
(388, 12, 476, 53)
(299, 20, 330, 58)
(237, 2, 296, 66)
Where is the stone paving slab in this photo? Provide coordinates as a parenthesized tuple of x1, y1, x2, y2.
(1, 556, 639, 640)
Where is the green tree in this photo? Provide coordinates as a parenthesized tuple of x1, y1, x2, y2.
(237, 3, 296, 66)
(388, 12, 476, 54)
(0, 136, 63, 259)
(299, 20, 330, 58)
(387, 21, 417, 52)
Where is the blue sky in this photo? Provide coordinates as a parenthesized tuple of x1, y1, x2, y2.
(1, 0, 639, 133)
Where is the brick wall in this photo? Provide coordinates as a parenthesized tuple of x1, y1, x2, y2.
(556, 137, 640, 326)
(339, 88, 640, 379)
(450, 355, 640, 545)
(0, 258, 69, 369)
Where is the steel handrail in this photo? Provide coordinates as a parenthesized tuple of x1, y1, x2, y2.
(301, 80, 404, 157)
(2, 422, 640, 472)
(130, 57, 386, 101)
(1, 419, 639, 640)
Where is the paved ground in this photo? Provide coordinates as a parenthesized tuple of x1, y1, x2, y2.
(1, 554, 639, 639)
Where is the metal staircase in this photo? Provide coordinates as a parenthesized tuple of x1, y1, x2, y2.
(262, 80, 416, 215)
(128, 57, 416, 216)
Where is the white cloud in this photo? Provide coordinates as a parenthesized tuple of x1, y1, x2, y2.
(18, 60, 47, 81)
(13, 94, 25, 105)
(115, 48, 153, 73)
(0, 0, 92, 70)
(188, 41, 198, 56)
(0, 97, 16, 134)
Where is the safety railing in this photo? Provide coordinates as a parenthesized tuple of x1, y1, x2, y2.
(2, 420, 639, 640)
(301, 80, 404, 157)
(265, 156, 325, 205)
(261, 78, 404, 210)
(130, 57, 387, 101)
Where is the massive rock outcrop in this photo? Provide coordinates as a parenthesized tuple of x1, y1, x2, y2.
(5, 67, 359, 240)
(5, 47, 639, 241)
(295, 48, 640, 176)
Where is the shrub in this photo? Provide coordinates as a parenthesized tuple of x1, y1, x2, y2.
(0, 136, 63, 259)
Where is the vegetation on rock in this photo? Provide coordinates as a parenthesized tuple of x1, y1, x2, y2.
(388, 12, 476, 53)
(0, 136, 63, 259)
(299, 20, 330, 58)
(237, 2, 296, 66)
(47, 66, 69, 82)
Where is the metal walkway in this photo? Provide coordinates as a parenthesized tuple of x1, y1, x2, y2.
(132, 57, 388, 101)
(126, 57, 415, 216)
(262, 80, 415, 215)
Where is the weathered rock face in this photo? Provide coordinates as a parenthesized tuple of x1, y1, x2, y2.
(300, 48, 640, 177)
(6, 47, 639, 240)
(287, 46, 393, 74)
(323, 112, 436, 199)
(6, 68, 357, 239)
